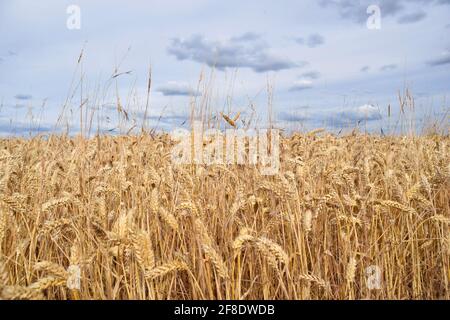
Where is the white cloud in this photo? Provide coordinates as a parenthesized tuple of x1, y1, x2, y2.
(289, 80, 313, 92)
(338, 104, 382, 122)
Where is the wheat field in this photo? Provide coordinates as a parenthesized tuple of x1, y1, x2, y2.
(0, 131, 448, 300)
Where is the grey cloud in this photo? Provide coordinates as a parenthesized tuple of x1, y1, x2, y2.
(159, 114, 188, 122)
(138, 113, 188, 123)
(319, 0, 403, 23)
(157, 82, 201, 96)
(397, 11, 426, 24)
(360, 66, 370, 72)
(0, 121, 52, 136)
(427, 53, 450, 66)
(289, 80, 313, 92)
(167, 34, 298, 72)
(280, 104, 382, 127)
(278, 111, 310, 122)
(300, 71, 321, 80)
(296, 34, 325, 48)
(230, 32, 261, 42)
(380, 64, 397, 71)
(307, 34, 325, 48)
(295, 61, 310, 68)
(0, 50, 18, 63)
(319, 0, 448, 24)
(14, 94, 33, 100)
(295, 37, 305, 45)
(134, 111, 189, 127)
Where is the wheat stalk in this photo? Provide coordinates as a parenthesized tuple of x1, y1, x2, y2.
(144, 261, 189, 280)
(158, 207, 179, 231)
(131, 229, 155, 269)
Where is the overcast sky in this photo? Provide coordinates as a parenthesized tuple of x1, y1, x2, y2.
(0, 0, 449, 135)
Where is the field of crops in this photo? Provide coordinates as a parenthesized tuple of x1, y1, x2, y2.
(0, 132, 448, 299)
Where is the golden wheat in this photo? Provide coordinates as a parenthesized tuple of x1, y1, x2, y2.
(0, 133, 448, 300)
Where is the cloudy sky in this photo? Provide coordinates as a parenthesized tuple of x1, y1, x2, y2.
(0, 0, 449, 135)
